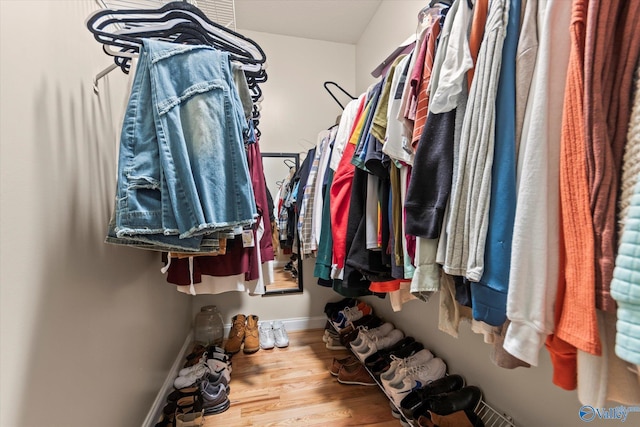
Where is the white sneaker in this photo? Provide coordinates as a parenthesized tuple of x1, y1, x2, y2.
(350, 323, 395, 351)
(380, 349, 434, 389)
(333, 305, 367, 329)
(259, 322, 276, 349)
(179, 360, 206, 378)
(386, 357, 447, 406)
(325, 335, 346, 350)
(272, 320, 289, 348)
(174, 363, 210, 389)
(353, 329, 404, 362)
(322, 328, 340, 343)
(207, 353, 232, 374)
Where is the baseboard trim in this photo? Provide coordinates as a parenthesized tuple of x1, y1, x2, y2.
(142, 331, 194, 427)
(223, 316, 327, 335)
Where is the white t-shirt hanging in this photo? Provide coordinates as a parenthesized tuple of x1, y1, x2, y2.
(329, 96, 363, 172)
(429, 0, 474, 114)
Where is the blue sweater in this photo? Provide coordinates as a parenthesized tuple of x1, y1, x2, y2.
(611, 179, 640, 364)
(471, 0, 521, 326)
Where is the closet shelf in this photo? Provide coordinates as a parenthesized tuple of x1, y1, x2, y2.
(328, 319, 516, 427)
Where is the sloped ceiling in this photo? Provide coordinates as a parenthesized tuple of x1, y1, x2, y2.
(234, 0, 383, 44)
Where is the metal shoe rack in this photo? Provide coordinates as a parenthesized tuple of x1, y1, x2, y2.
(329, 320, 517, 427)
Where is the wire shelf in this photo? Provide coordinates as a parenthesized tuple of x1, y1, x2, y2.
(329, 316, 517, 427)
(476, 400, 516, 427)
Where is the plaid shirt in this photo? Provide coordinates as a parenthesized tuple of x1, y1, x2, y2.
(298, 131, 330, 257)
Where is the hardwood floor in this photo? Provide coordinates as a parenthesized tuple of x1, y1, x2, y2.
(203, 329, 400, 427)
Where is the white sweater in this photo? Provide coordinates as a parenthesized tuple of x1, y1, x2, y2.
(503, 0, 572, 366)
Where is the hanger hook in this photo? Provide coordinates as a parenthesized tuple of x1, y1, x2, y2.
(323, 81, 356, 110)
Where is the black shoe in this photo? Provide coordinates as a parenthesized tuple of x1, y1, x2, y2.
(364, 336, 416, 368)
(283, 261, 293, 271)
(412, 385, 482, 420)
(369, 341, 425, 376)
(400, 374, 465, 419)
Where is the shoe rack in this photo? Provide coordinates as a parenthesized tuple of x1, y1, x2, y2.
(328, 314, 517, 427)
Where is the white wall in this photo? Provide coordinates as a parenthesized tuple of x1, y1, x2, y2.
(355, 1, 605, 426)
(0, 2, 192, 426)
(355, 0, 427, 94)
(193, 30, 356, 325)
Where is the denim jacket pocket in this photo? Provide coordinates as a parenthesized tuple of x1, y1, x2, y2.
(120, 174, 163, 224)
(156, 80, 227, 116)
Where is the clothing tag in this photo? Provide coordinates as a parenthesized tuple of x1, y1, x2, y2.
(233, 226, 244, 235)
(242, 230, 255, 248)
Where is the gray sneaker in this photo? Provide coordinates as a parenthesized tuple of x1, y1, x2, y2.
(200, 381, 230, 415)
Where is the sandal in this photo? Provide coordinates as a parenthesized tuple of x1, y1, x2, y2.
(167, 386, 200, 403)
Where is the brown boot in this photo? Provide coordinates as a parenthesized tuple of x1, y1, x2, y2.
(224, 314, 246, 354)
(243, 315, 260, 354)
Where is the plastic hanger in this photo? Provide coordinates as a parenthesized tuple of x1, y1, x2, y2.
(86, 2, 267, 66)
(87, 1, 268, 134)
(323, 81, 356, 110)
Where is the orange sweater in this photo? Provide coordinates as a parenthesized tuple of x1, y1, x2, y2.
(546, 0, 600, 390)
(467, 0, 489, 91)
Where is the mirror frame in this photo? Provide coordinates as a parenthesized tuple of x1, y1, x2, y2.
(261, 152, 303, 295)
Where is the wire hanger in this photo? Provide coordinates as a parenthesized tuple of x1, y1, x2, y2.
(283, 159, 296, 169)
(323, 81, 356, 110)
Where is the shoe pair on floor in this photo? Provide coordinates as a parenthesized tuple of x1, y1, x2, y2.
(352, 325, 405, 363)
(157, 346, 232, 427)
(157, 373, 231, 427)
(155, 393, 204, 427)
(324, 298, 358, 319)
(416, 409, 485, 427)
(224, 314, 260, 354)
(322, 328, 346, 350)
(384, 356, 447, 406)
(174, 346, 231, 389)
(330, 355, 376, 386)
(259, 320, 289, 349)
(398, 374, 483, 424)
(331, 301, 373, 330)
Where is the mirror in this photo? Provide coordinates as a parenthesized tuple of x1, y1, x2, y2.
(262, 152, 303, 295)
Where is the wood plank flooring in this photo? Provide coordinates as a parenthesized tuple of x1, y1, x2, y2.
(203, 329, 399, 427)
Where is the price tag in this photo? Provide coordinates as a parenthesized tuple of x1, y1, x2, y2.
(242, 230, 255, 248)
